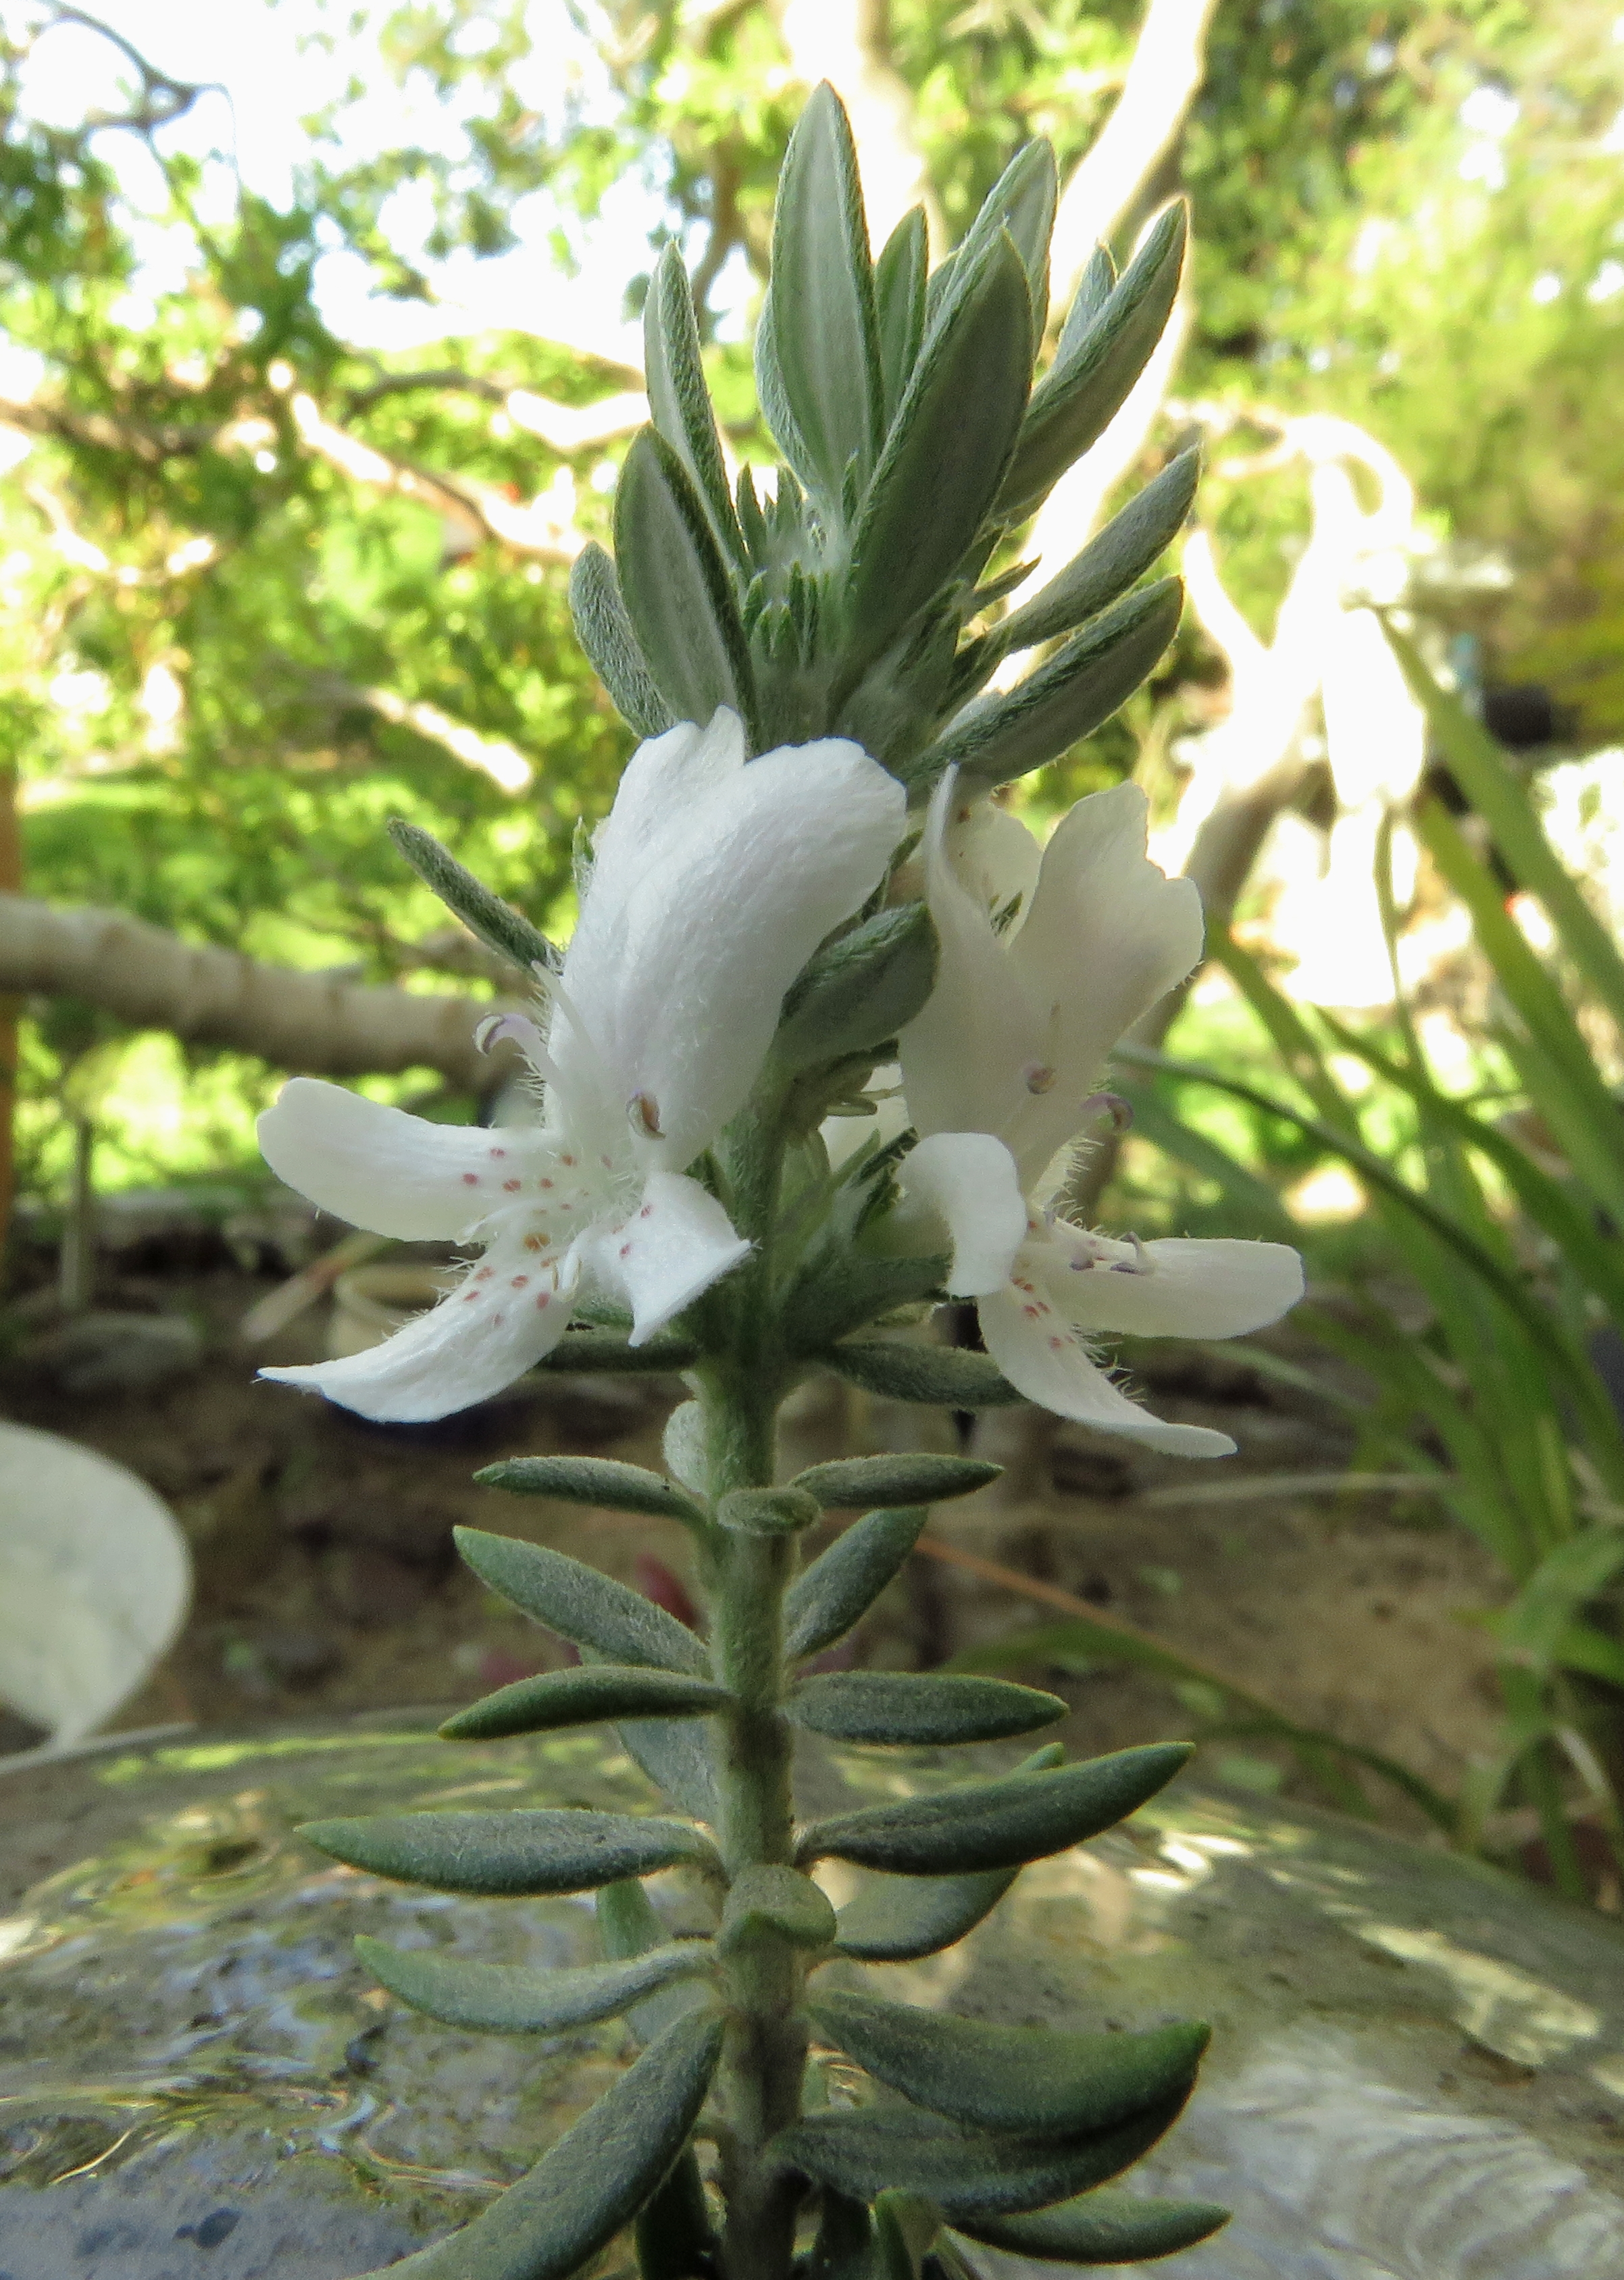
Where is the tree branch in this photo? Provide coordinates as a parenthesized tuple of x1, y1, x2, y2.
(1049, 0, 1220, 310)
(0, 894, 515, 1088)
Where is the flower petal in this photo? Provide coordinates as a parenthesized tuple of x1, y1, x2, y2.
(1006, 782, 1203, 1181)
(1044, 1230, 1304, 1340)
(261, 1242, 575, 1422)
(898, 1131, 1029, 1297)
(555, 730, 907, 1169)
(978, 1281, 1235, 1456)
(583, 1170, 751, 1346)
(258, 1078, 555, 1241)
(898, 772, 1048, 1144)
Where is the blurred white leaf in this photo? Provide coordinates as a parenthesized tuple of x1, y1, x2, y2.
(0, 1423, 191, 1747)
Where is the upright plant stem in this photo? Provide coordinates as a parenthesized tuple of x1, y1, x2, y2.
(702, 1115, 805, 2280)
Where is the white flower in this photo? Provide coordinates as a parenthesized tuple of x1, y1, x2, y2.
(259, 710, 907, 1421)
(896, 773, 1303, 1456)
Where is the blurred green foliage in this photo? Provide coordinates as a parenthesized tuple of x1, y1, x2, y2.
(2, 0, 1621, 1192)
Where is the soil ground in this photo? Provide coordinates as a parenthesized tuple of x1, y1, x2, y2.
(0, 1229, 1511, 1856)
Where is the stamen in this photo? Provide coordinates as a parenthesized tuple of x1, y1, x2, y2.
(1108, 1231, 1154, 1275)
(628, 1090, 665, 1140)
(1021, 1061, 1057, 1095)
(474, 1012, 553, 1071)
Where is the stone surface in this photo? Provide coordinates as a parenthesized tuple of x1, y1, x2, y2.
(0, 1715, 1621, 2278)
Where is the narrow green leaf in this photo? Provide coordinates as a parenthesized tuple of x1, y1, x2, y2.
(769, 81, 882, 501)
(644, 243, 743, 559)
(617, 1713, 721, 1827)
(1385, 619, 1624, 1030)
(356, 2008, 723, 2280)
(844, 232, 1033, 682)
(822, 1340, 1024, 1407)
(772, 2096, 1188, 2221)
(943, 138, 1057, 338)
(753, 293, 822, 499)
(785, 1505, 930, 1663)
(1054, 245, 1117, 360)
(719, 1865, 838, 1954)
(951, 2192, 1229, 2264)
(299, 1807, 719, 1896)
(809, 2190, 874, 2280)
(999, 204, 1186, 517)
(1554, 1620, 1624, 1687)
(387, 819, 556, 973)
(792, 1454, 1000, 1509)
(615, 429, 758, 736)
(790, 1671, 1064, 1747)
(773, 903, 939, 1073)
(808, 1994, 1207, 2137)
(874, 206, 928, 423)
(537, 1327, 699, 1372)
(440, 1665, 730, 1742)
(567, 543, 674, 739)
(786, 1250, 949, 1354)
(476, 1454, 707, 1529)
(717, 1486, 823, 1535)
(599, 1878, 715, 2045)
(636, 2150, 717, 2280)
(1498, 1531, 1624, 1671)
(794, 1743, 1191, 1874)
(454, 1527, 708, 1676)
(354, 1933, 713, 2033)
(994, 449, 1198, 657)
(832, 1863, 1018, 1964)
(830, 1746, 1064, 1962)
(915, 578, 1183, 794)
(949, 1615, 1457, 1834)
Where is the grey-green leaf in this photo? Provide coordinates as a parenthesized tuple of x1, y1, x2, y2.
(617, 1713, 722, 1826)
(917, 578, 1184, 794)
(785, 1506, 930, 1663)
(636, 2150, 718, 2280)
(351, 2008, 723, 2280)
(440, 1666, 730, 1742)
(794, 1743, 1192, 1873)
(387, 820, 556, 974)
(1055, 245, 1117, 363)
(720, 1865, 838, 1954)
(950, 2191, 1229, 2264)
(999, 204, 1186, 517)
(644, 243, 743, 559)
(769, 81, 882, 502)
(830, 1744, 1064, 1961)
(807, 1994, 1207, 2135)
(791, 1454, 1000, 1509)
(844, 232, 1032, 682)
(615, 428, 758, 735)
(830, 1862, 1019, 1962)
(300, 1808, 719, 1896)
(454, 1527, 708, 1676)
(567, 543, 674, 739)
(874, 206, 928, 422)
(475, 1455, 707, 1529)
(790, 1671, 1064, 1748)
(771, 2096, 1188, 2221)
(994, 449, 1198, 657)
(355, 1933, 713, 2034)
(773, 903, 938, 1073)
(822, 1341, 1025, 1407)
(946, 138, 1057, 338)
(598, 1877, 715, 2044)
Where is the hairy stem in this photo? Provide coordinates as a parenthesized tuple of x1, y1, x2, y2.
(703, 1114, 806, 2280)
